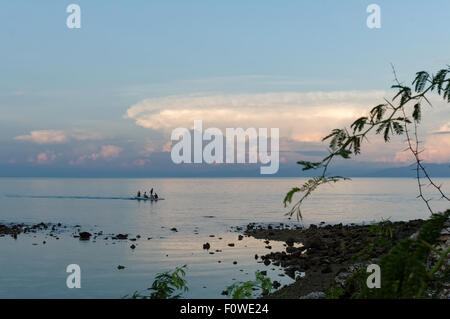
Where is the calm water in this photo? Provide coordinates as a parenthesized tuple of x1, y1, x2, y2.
(0, 177, 449, 298)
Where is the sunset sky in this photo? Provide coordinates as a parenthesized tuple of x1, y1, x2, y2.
(1, 1, 449, 176)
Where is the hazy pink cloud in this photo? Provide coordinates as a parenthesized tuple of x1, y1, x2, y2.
(14, 130, 103, 144)
(29, 151, 57, 164)
(133, 159, 150, 166)
(162, 141, 172, 152)
(71, 145, 123, 165)
(394, 134, 450, 163)
(125, 91, 385, 143)
(15, 130, 68, 144)
(98, 145, 122, 158)
(433, 122, 450, 134)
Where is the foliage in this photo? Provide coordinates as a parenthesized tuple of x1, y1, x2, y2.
(354, 219, 395, 262)
(284, 66, 450, 219)
(325, 285, 345, 299)
(369, 219, 394, 239)
(125, 265, 188, 299)
(334, 210, 449, 299)
(226, 271, 273, 299)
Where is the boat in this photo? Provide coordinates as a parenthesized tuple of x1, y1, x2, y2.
(132, 196, 164, 201)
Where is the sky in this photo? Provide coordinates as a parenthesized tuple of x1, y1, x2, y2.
(0, 1, 449, 177)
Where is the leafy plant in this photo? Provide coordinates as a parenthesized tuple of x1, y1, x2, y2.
(353, 219, 394, 262)
(325, 285, 345, 299)
(125, 265, 188, 299)
(334, 210, 450, 299)
(226, 271, 273, 299)
(284, 65, 450, 219)
(369, 219, 394, 239)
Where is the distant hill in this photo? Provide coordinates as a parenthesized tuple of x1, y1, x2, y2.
(0, 161, 449, 178)
(368, 163, 450, 178)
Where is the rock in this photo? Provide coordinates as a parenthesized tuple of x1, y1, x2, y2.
(321, 265, 332, 273)
(238, 235, 244, 240)
(79, 232, 91, 240)
(335, 270, 352, 287)
(117, 265, 125, 270)
(272, 281, 281, 289)
(285, 266, 298, 279)
(304, 235, 322, 249)
(170, 228, 178, 232)
(264, 259, 271, 266)
(299, 291, 325, 299)
(130, 244, 136, 249)
(203, 242, 210, 250)
(285, 237, 295, 247)
(116, 234, 128, 240)
(228, 243, 235, 247)
(286, 246, 297, 254)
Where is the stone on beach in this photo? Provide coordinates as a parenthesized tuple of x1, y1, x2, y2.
(79, 232, 92, 240)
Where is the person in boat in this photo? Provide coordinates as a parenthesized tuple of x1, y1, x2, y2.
(154, 193, 159, 200)
(143, 192, 148, 199)
(137, 191, 141, 198)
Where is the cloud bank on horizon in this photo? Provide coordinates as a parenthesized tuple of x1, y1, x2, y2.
(1, 1, 449, 176)
(6, 89, 450, 175)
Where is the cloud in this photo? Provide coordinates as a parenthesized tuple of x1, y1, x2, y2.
(125, 91, 386, 142)
(394, 133, 450, 163)
(29, 151, 57, 164)
(98, 145, 122, 158)
(162, 141, 172, 152)
(71, 145, 123, 165)
(432, 122, 450, 135)
(125, 91, 450, 164)
(133, 159, 150, 166)
(15, 130, 68, 144)
(14, 130, 103, 144)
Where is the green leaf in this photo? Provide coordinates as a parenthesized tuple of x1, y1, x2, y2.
(412, 71, 429, 93)
(412, 103, 421, 123)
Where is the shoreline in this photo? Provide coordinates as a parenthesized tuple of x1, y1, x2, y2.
(2, 215, 448, 299)
(244, 219, 426, 298)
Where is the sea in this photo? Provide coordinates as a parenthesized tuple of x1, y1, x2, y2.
(0, 177, 449, 298)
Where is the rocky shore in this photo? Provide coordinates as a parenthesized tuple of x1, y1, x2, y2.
(245, 219, 425, 298)
(0, 222, 66, 239)
(0, 222, 147, 249)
